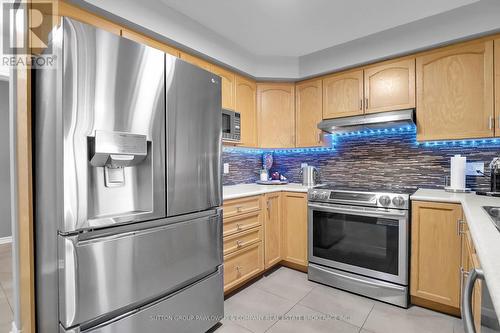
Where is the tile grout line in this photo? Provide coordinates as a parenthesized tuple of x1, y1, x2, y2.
(0, 277, 13, 314)
(359, 303, 375, 332)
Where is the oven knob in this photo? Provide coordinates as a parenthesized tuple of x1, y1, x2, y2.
(378, 195, 391, 207)
(392, 196, 405, 207)
(320, 192, 329, 200)
(310, 191, 318, 200)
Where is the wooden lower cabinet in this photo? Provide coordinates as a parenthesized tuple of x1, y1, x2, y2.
(223, 191, 308, 292)
(224, 242, 264, 293)
(282, 192, 308, 267)
(411, 201, 463, 314)
(264, 192, 283, 268)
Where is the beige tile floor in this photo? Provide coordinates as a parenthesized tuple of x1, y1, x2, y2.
(0, 246, 467, 333)
(0, 243, 13, 333)
(218, 266, 466, 333)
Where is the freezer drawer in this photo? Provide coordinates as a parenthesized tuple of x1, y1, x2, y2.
(60, 266, 224, 333)
(59, 212, 222, 329)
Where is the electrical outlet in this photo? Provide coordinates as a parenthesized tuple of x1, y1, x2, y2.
(466, 162, 484, 176)
(223, 163, 229, 174)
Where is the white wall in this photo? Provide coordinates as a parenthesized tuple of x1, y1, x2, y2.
(299, 0, 500, 78)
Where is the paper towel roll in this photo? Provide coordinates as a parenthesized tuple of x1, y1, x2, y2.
(450, 155, 466, 189)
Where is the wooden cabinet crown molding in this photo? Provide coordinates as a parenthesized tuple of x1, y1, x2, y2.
(416, 40, 494, 141)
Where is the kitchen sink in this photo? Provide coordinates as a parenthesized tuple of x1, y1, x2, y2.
(482, 206, 500, 230)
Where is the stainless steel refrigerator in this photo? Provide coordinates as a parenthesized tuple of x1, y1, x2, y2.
(34, 17, 223, 333)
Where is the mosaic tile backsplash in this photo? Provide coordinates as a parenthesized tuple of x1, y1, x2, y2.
(223, 129, 500, 191)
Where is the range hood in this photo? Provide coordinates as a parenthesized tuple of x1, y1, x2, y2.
(318, 109, 415, 134)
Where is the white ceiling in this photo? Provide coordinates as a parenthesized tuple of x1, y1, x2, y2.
(159, 0, 478, 57)
(80, 0, 500, 79)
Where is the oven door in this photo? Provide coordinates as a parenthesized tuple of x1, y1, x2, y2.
(308, 202, 408, 285)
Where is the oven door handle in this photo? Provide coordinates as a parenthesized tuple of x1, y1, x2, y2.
(308, 203, 407, 218)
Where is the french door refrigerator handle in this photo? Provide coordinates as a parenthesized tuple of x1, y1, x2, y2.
(462, 268, 484, 333)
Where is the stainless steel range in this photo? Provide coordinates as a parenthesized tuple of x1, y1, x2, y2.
(307, 185, 413, 307)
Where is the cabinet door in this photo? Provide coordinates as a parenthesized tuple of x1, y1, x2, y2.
(282, 192, 308, 266)
(179, 52, 212, 71)
(364, 58, 415, 114)
(495, 39, 500, 137)
(257, 83, 295, 148)
(296, 79, 323, 147)
(411, 201, 462, 310)
(235, 75, 258, 147)
(416, 41, 494, 141)
(121, 29, 179, 57)
(264, 192, 282, 268)
(323, 70, 364, 119)
(211, 65, 236, 110)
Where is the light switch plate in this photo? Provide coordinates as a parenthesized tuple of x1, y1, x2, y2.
(466, 162, 484, 176)
(223, 163, 229, 174)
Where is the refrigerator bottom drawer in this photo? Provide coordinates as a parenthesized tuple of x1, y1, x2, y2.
(59, 211, 223, 328)
(61, 266, 224, 333)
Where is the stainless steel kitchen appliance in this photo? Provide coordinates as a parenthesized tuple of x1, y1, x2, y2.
(307, 185, 412, 307)
(462, 269, 500, 332)
(34, 17, 223, 333)
(300, 165, 319, 186)
(221, 108, 241, 142)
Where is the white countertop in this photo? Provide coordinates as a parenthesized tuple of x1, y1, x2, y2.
(412, 189, 500, 320)
(223, 183, 314, 200)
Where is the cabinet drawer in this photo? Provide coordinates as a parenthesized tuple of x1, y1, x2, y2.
(224, 196, 261, 218)
(223, 211, 261, 237)
(224, 242, 263, 292)
(223, 227, 262, 255)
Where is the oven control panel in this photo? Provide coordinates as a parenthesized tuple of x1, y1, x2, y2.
(308, 189, 409, 210)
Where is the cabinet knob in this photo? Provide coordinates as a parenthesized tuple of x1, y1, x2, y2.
(236, 223, 242, 231)
(236, 206, 243, 212)
(236, 240, 244, 247)
(236, 266, 243, 273)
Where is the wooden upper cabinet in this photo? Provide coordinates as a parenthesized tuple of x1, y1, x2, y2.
(416, 41, 494, 141)
(495, 39, 500, 137)
(211, 65, 236, 110)
(121, 29, 179, 57)
(364, 58, 415, 114)
(323, 69, 364, 119)
(257, 83, 295, 148)
(411, 201, 463, 312)
(295, 79, 323, 147)
(235, 75, 258, 147)
(179, 52, 212, 71)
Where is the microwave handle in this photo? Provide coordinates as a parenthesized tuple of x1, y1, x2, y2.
(462, 268, 484, 333)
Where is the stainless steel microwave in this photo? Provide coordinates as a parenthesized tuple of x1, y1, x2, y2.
(222, 109, 241, 142)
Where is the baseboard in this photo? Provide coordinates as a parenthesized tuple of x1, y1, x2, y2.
(411, 296, 461, 317)
(0, 236, 12, 245)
